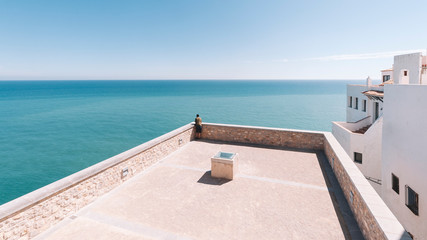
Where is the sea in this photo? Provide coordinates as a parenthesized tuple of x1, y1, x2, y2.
(0, 80, 363, 205)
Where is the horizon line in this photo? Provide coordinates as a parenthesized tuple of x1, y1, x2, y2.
(0, 78, 371, 81)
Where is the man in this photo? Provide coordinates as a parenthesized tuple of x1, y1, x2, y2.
(195, 114, 202, 139)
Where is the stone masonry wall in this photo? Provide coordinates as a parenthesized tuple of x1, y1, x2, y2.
(201, 123, 324, 150)
(0, 124, 195, 240)
(323, 133, 411, 240)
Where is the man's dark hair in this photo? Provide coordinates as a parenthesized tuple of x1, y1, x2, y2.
(196, 114, 199, 117)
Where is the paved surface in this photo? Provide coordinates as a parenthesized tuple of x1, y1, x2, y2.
(36, 140, 363, 240)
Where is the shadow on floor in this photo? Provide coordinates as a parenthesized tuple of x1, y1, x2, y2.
(316, 151, 364, 240)
(197, 171, 231, 186)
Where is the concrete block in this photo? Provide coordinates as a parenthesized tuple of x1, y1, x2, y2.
(211, 152, 238, 180)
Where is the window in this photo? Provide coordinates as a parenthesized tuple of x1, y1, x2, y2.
(355, 98, 358, 109)
(349, 96, 352, 108)
(374, 102, 379, 120)
(382, 75, 390, 82)
(404, 70, 408, 76)
(354, 152, 362, 164)
(362, 100, 367, 112)
(405, 185, 419, 215)
(392, 174, 399, 194)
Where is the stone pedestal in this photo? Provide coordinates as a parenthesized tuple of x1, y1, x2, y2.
(211, 152, 238, 180)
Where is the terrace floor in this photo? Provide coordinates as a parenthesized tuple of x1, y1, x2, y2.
(36, 140, 363, 240)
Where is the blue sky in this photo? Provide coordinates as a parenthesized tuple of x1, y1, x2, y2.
(0, 0, 426, 80)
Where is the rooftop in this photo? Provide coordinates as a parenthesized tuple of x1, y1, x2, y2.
(1, 123, 410, 240)
(36, 140, 362, 240)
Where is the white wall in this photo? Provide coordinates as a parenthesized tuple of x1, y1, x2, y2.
(347, 84, 383, 124)
(382, 85, 427, 238)
(346, 85, 369, 122)
(332, 119, 382, 195)
(332, 121, 364, 159)
(393, 53, 422, 85)
(360, 117, 382, 194)
(422, 56, 427, 85)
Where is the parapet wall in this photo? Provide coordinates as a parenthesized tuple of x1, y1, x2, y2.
(201, 123, 324, 150)
(0, 123, 195, 239)
(323, 133, 400, 240)
(202, 123, 410, 240)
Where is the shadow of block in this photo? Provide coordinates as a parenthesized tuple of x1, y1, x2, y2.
(197, 171, 231, 186)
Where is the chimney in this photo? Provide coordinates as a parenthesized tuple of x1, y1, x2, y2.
(366, 76, 372, 87)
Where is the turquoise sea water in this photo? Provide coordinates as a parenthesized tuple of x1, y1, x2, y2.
(0, 80, 361, 204)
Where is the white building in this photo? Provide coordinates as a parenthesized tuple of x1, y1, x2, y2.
(333, 78, 385, 194)
(333, 52, 427, 239)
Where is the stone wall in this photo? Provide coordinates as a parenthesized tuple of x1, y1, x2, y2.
(324, 134, 385, 240)
(323, 133, 411, 240)
(201, 123, 324, 150)
(0, 124, 195, 240)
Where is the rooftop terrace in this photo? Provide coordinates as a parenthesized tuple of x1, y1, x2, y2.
(0, 123, 411, 240)
(36, 140, 361, 240)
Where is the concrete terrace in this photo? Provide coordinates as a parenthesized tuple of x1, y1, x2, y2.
(36, 140, 362, 240)
(0, 123, 411, 240)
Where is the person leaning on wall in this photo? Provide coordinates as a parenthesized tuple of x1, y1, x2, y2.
(195, 114, 202, 139)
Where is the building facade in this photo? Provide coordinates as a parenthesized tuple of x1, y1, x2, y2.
(333, 52, 427, 239)
(382, 84, 427, 238)
(333, 78, 384, 194)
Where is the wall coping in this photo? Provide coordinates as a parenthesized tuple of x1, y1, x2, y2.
(0, 123, 194, 221)
(332, 116, 371, 133)
(332, 121, 355, 135)
(203, 122, 328, 135)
